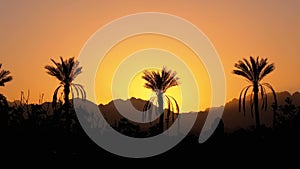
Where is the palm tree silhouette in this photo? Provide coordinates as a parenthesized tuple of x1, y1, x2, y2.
(45, 57, 85, 116)
(0, 63, 12, 121)
(142, 66, 180, 132)
(233, 56, 277, 128)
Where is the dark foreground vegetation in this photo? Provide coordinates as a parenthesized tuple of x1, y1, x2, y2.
(5, 97, 300, 165)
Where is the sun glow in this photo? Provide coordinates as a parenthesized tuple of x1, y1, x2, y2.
(95, 33, 211, 112)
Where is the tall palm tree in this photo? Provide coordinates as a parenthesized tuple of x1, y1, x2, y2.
(233, 56, 277, 128)
(142, 67, 180, 132)
(0, 63, 13, 87)
(45, 57, 85, 114)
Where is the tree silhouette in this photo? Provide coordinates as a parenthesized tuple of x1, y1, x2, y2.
(142, 67, 180, 132)
(45, 57, 85, 128)
(233, 56, 277, 128)
(0, 63, 12, 116)
(276, 97, 298, 129)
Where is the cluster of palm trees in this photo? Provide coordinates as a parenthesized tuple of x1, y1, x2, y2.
(2, 55, 277, 130)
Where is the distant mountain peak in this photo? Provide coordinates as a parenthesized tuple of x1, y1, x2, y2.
(292, 91, 300, 97)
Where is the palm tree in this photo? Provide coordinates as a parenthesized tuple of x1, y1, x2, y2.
(0, 63, 12, 121)
(45, 57, 85, 116)
(142, 67, 180, 132)
(233, 56, 277, 128)
(0, 63, 13, 87)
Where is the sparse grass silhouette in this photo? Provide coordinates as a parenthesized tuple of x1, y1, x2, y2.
(142, 66, 180, 132)
(45, 57, 86, 129)
(233, 56, 277, 128)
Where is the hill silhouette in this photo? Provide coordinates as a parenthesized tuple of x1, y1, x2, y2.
(98, 91, 300, 135)
(98, 97, 208, 135)
(222, 91, 300, 131)
(6, 91, 300, 162)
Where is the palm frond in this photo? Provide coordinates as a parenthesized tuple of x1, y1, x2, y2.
(52, 85, 63, 108)
(144, 83, 155, 90)
(44, 65, 64, 82)
(238, 85, 252, 113)
(0, 64, 13, 86)
(243, 58, 254, 78)
(163, 73, 180, 92)
(262, 83, 277, 109)
(257, 58, 268, 78)
(250, 56, 258, 81)
(0, 70, 11, 79)
(165, 95, 177, 123)
(242, 85, 252, 115)
(142, 70, 156, 90)
(0, 76, 12, 86)
(259, 64, 275, 81)
(259, 84, 269, 111)
(232, 70, 252, 82)
(233, 61, 253, 81)
(72, 83, 86, 100)
(167, 95, 180, 113)
(72, 64, 82, 81)
(166, 96, 171, 121)
(50, 58, 64, 79)
(143, 97, 156, 122)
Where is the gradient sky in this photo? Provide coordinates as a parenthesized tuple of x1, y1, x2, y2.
(1, 0, 299, 111)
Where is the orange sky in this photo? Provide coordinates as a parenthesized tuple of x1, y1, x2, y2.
(1, 0, 299, 111)
(92, 33, 212, 111)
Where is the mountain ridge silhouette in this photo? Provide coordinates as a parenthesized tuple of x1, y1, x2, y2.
(98, 91, 300, 133)
(7, 91, 299, 133)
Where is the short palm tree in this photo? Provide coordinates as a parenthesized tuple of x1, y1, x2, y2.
(0, 63, 12, 117)
(45, 57, 85, 114)
(233, 56, 277, 128)
(142, 67, 180, 132)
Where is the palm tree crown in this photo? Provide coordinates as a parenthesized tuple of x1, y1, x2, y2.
(143, 67, 180, 93)
(142, 67, 180, 131)
(233, 56, 275, 84)
(233, 56, 277, 128)
(0, 63, 13, 87)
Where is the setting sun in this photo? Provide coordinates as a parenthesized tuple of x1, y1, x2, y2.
(94, 33, 212, 112)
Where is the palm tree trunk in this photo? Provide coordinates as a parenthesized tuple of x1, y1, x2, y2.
(253, 83, 260, 129)
(272, 103, 277, 130)
(64, 84, 71, 130)
(0, 94, 8, 128)
(158, 91, 164, 132)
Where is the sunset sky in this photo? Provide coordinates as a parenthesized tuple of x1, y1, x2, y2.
(1, 0, 299, 111)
